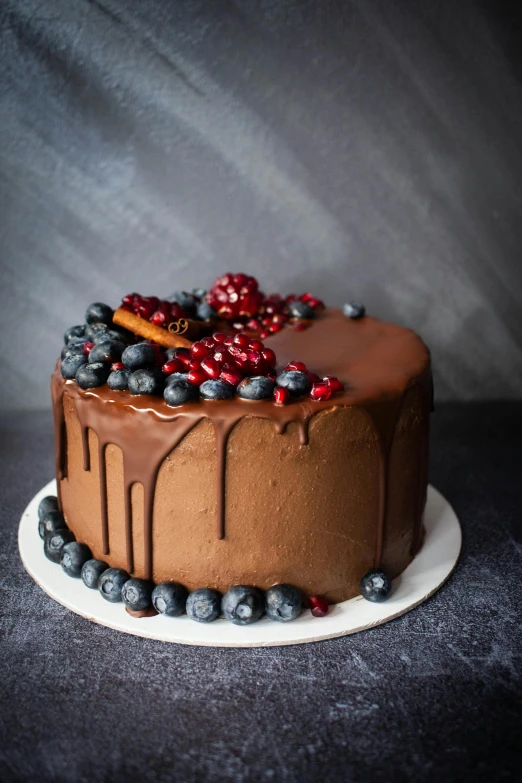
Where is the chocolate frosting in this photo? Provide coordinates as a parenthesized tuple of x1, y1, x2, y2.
(51, 309, 432, 583)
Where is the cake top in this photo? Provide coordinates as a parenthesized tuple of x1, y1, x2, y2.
(57, 272, 431, 418)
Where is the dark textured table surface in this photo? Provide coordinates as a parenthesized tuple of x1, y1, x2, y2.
(0, 403, 521, 783)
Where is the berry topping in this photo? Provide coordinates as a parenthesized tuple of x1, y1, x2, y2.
(85, 302, 114, 326)
(38, 509, 67, 540)
(61, 340, 87, 360)
(360, 569, 392, 602)
(44, 529, 76, 564)
(186, 588, 222, 623)
(64, 325, 86, 344)
(190, 341, 210, 360)
(83, 341, 95, 356)
(85, 322, 109, 341)
(61, 353, 87, 379)
(38, 495, 59, 523)
(128, 368, 164, 396)
(60, 542, 92, 578)
(164, 379, 199, 406)
(220, 365, 243, 387)
(75, 362, 111, 389)
(310, 382, 332, 401)
(343, 302, 365, 319)
(237, 376, 275, 400)
(199, 379, 235, 400)
(200, 356, 221, 379)
(275, 370, 312, 398)
(196, 302, 216, 321)
(167, 291, 197, 314)
(152, 582, 188, 616)
(274, 386, 291, 405)
(121, 578, 154, 611)
(88, 340, 124, 365)
(206, 273, 264, 320)
(265, 584, 304, 622)
(324, 376, 345, 393)
(107, 369, 130, 391)
(162, 358, 185, 375)
(308, 595, 329, 617)
(121, 343, 156, 371)
(81, 559, 109, 589)
(222, 585, 265, 625)
(288, 300, 314, 320)
(187, 368, 208, 386)
(98, 568, 130, 603)
(284, 361, 307, 373)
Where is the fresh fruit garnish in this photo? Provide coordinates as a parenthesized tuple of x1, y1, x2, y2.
(308, 595, 329, 617)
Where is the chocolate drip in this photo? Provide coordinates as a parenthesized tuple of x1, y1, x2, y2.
(50, 371, 67, 508)
(51, 309, 433, 582)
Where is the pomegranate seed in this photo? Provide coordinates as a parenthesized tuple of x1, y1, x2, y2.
(285, 361, 307, 373)
(308, 297, 325, 310)
(213, 333, 227, 344)
(249, 339, 264, 351)
(176, 348, 192, 367)
(309, 595, 329, 617)
(310, 383, 332, 401)
(260, 330, 270, 339)
(170, 302, 183, 319)
(262, 317, 272, 326)
(122, 293, 137, 306)
(271, 313, 287, 324)
(234, 333, 250, 348)
(247, 349, 262, 367)
(111, 361, 125, 371)
(189, 359, 202, 371)
(324, 376, 345, 393)
(150, 310, 167, 326)
(246, 319, 260, 332)
(274, 387, 290, 405)
(285, 294, 297, 302)
(261, 348, 276, 365)
(224, 336, 235, 346)
(201, 357, 221, 379)
(228, 345, 242, 359)
(213, 348, 230, 365)
(191, 341, 210, 359)
(307, 372, 321, 384)
(220, 366, 243, 386)
(202, 337, 216, 349)
(300, 292, 314, 303)
(187, 369, 207, 386)
(294, 323, 307, 332)
(83, 341, 94, 356)
(162, 358, 184, 375)
(138, 302, 155, 320)
(269, 322, 284, 333)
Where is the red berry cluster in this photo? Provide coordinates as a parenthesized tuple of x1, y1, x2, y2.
(120, 294, 188, 326)
(162, 333, 277, 388)
(206, 273, 324, 337)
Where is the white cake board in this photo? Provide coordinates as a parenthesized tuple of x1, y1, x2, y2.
(19, 481, 461, 648)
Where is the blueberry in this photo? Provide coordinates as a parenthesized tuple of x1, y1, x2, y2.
(265, 584, 304, 622)
(199, 380, 234, 401)
(186, 588, 221, 623)
(92, 329, 128, 346)
(275, 370, 311, 398)
(196, 302, 216, 321)
(360, 569, 392, 602)
(192, 288, 207, 299)
(167, 291, 197, 313)
(121, 343, 156, 371)
(61, 340, 87, 360)
(288, 300, 314, 319)
(75, 362, 111, 389)
(44, 529, 76, 564)
(60, 542, 92, 578)
(152, 582, 189, 617)
(343, 302, 366, 319)
(128, 368, 164, 396)
(64, 325, 86, 344)
(164, 379, 199, 406)
(221, 585, 265, 625)
(89, 340, 124, 365)
(61, 353, 87, 379)
(81, 559, 109, 589)
(38, 495, 59, 522)
(165, 372, 189, 386)
(108, 369, 130, 391)
(85, 302, 114, 326)
(237, 376, 274, 401)
(121, 578, 154, 611)
(38, 509, 67, 540)
(85, 322, 109, 341)
(98, 568, 130, 603)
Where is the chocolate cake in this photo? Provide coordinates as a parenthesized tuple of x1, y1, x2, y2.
(44, 274, 432, 623)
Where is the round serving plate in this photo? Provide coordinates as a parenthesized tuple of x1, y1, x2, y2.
(19, 481, 461, 648)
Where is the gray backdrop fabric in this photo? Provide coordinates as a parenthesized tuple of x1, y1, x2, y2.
(1, 0, 522, 410)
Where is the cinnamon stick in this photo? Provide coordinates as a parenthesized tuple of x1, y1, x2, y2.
(113, 307, 193, 349)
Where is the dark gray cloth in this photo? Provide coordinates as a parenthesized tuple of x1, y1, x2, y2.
(0, 402, 520, 782)
(2, 1, 522, 409)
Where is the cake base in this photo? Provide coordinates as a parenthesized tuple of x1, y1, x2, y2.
(19, 481, 460, 648)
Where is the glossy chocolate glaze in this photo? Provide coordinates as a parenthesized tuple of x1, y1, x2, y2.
(51, 309, 432, 585)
